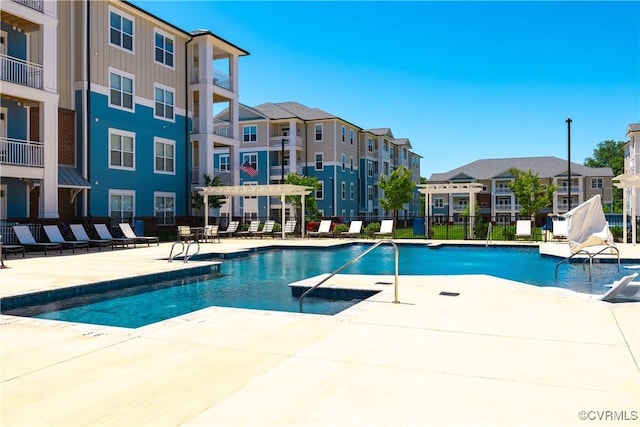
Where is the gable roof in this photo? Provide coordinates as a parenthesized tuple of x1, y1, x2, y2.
(364, 128, 394, 138)
(429, 156, 613, 182)
(252, 102, 335, 121)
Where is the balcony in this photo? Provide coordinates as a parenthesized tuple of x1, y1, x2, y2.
(269, 136, 303, 148)
(0, 137, 45, 167)
(494, 187, 512, 194)
(12, 0, 43, 12)
(556, 185, 580, 194)
(191, 118, 234, 138)
(0, 54, 43, 89)
(190, 68, 234, 91)
(270, 165, 303, 178)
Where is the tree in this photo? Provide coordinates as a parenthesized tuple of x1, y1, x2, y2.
(584, 139, 626, 212)
(378, 166, 416, 223)
(507, 168, 556, 221)
(284, 173, 320, 221)
(191, 174, 225, 210)
(419, 176, 427, 216)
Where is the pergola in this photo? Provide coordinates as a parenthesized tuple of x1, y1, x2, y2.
(195, 184, 315, 239)
(418, 183, 485, 238)
(612, 174, 640, 246)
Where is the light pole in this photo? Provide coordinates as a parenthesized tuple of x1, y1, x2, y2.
(281, 138, 285, 183)
(566, 118, 572, 211)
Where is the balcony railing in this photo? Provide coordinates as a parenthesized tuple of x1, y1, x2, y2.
(191, 118, 234, 138)
(494, 187, 512, 193)
(269, 165, 304, 177)
(269, 136, 304, 148)
(556, 186, 580, 194)
(12, 0, 43, 12)
(0, 137, 45, 167)
(190, 67, 234, 91)
(0, 54, 43, 89)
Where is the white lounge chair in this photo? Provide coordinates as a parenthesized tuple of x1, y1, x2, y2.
(308, 220, 332, 238)
(119, 223, 159, 246)
(202, 225, 220, 243)
(374, 220, 394, 239)
(254, 220, 275, 238)
(552, 220, 568, 241)
(69, 224, 113, 251)
(280, 219, 297, 239)
(43, 225, 90, 253)
(237, 220, 261, 238)
(219, 221, 239, 238)
(94, 224, 134, 248)
(601, 273, 640, 302)
(515, 220, 532, 241)
(341, 220, 363, 238)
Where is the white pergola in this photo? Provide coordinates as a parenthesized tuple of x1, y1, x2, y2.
(612, 174, 640, 246)
(418, 183, 485, 238)
(195, 184, 314, 239)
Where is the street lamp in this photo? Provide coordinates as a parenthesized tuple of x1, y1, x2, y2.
(281, 138, 285, 183)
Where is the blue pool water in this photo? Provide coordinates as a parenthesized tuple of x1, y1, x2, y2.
(2, 245, 625, 328)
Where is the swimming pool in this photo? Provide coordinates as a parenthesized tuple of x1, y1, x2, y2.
(1, 244, 624, 328)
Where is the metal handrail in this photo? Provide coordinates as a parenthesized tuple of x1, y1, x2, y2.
(299, 239, 399, 313)
(554, 245, 620, 281)
(486, 223, 492, 247)
(184, 240, 200, 263)
(168, 241, 184, 262)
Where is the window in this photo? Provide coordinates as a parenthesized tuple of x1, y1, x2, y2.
(154, 138, 175, 174)
(154, 30, 174, 67)
(368, 138, 373, 152)
(341, 154, 346, 172)
(243, 125, 257, 142)
(383, 162, 389, 175)
(109, 190, 134, 223)
(341, 182, 346, 200)
(341, 126, 346, 143)
(154, 85, 174, 120)
(316, 181, 324, 200)
(367, 161, 373, 178)
(242, 153, 258, 170)
(350, 156, 354, 173)
(315, 153, 323, 170)
(109, 9, 134, 52)
(219, 154, 229, 172)
(155, 192, 175, 225)
(109, 129, 135, 170)
(591, 178, 603, 189)
(350, 130, 354, 145)
(109, 69, 134, 111)
(314, 124, 323, 141)
(384, 141, 389, 152)
(434, 197, 443, 208)
(368, 185, 373, 201)
(350, 183, 354, 200)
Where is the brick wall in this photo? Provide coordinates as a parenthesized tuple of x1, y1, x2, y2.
(58, 108, 76, 165)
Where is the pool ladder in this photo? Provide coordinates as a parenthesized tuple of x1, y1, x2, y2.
(299, 239, 399, 313)
(168, 239, 200, 263)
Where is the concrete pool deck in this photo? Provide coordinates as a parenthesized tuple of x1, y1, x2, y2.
(1, 239, 639, 426)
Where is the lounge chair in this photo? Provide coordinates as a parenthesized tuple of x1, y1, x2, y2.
(515, 220, 532, 241)
(119, 223, 160, 246)
(237, 220, 261, 238)
(69, 224, 113, 251)
(308, 220, 332, 238)
(552, 220, 568, 241)
(13, 225, 62, 255)
(278, 219, 297, 239)
(202, 225, 220, 243)
(253, 220, 275, 239)
(341, 220, 363, 238)
(374, 220, 394, 239)
(1, 235, 25, 264)
(219, 221, 239, 238)
(601, 273, 640, 302)
(94, 224, 134, 248)
(43, 225, 90, 253)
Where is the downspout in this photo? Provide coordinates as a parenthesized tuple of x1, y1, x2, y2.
(85, 0, 91, 215)
(185, 35, 193, 218)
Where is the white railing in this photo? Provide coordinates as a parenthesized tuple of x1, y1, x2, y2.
(212, 118, 233, 138)
(494, 187, 512, 193)
(269, 136, 304, 148)
(270, 165, 303, 177)
(12, 0, 43, 12)
(0, 54, 43, 89)
(556, 186, 580, 194)
(494, 204, 513, 211)
(190, 67, 234, 91)
(0, 138, 45, 167)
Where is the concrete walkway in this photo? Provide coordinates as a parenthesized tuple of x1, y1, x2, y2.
(1, 240, 639, 426)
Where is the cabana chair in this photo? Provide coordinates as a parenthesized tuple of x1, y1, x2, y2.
(219, 221, 239, 238)
(601, 273, 640, 302)
(374, 220, 394, 239)
(94, 224, 134, 248)
(308, 219, 332, 238)
(515, 220, 532, 241)
(552, 220, 568, 241)
(341, 220, 363, 238)
(43, 225, 90, 253)
(202, 225, 220, 243)
(13, 225, 62, 255)
(119, 223, 160, 246)
(253, 220, 275, 239)
(69, 224, 113, 251)
(237, 220, 261, 238)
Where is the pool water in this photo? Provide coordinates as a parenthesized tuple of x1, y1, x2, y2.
(3, 245, 624, 328)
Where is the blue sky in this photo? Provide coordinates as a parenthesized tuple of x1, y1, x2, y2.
(132, 1, 640, 178)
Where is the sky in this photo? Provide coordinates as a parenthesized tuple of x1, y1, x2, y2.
(131, 0, 640, 178)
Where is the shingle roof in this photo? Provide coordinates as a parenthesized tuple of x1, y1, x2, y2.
(252, 102, 336, 121)
(429, 156, 612, 181)
(627, 123, 640, 134)
(363, 128, 394, 138)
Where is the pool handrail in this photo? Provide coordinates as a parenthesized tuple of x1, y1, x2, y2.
(299, 239, 399, 313)
(554, 245, 620, 281)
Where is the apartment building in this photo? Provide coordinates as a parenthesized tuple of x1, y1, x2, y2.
(428, 156, 613, 224)
(622, 123, 640, 215)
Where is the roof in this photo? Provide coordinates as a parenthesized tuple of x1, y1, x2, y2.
(58, 165, 91, 189)
(251, 102, 361, 129)
(363, 128, 394, 138)
(627, 123, 640, 134)
(429, 156, 613, 182)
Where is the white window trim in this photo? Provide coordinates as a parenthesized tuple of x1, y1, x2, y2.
(219, 154, 230, 172)
(314, 123, 323, 142)
(108, 6, 135, 54)
(316, 181, 325, 200)
(109, 189, 135, 219)
(350, 156, 354, 173)
(242, 152, 258, 167)
(341, 154, 346, 172)
(108, 66, 135, 113)
(108, 128, 136, 171)
(153, 82, 175, 122)
(341, 181, 346, 200)
(154, 191, 176, 225)
(341, 126, 346, 143)
(154, 136, 175, 175)
(243, 125, 258, 143)
(315, 152, 324, 171)
(350, 130, 354, 145)
(153, 28, 175, 69)
(350, 183, 354, 200)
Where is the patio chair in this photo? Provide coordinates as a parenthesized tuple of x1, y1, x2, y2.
(601, 272, 640, 302)
(374, 220, 394, 239)
(43, 225, 90, 253)
(119, 223, 160, 246)
(94, 224, 134, 248)
(219, 221, 239, 238)
(177, 225, 195, 242)
(341, 220, 363, 238)
(69, 224, 113, 251)
(515, 220, 532, 241)
(308, 219, 332, 238)
(237, 220, 261, 238)
(253, 220, 275, 239)
(202, 225, 220, 243)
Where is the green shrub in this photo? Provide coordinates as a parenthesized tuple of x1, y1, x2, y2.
(364, 222, 380, 238)
(333, 223, 349, 235)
